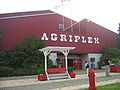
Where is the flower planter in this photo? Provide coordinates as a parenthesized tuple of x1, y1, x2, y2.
(69, 72, 76, 78)
(38, 74, 47, 81)
(110, 65, 120, 72)
(47, 68, 66, 74)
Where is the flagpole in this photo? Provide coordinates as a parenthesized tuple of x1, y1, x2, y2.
(52, 0, 73, 31)
(70, 1, 73, 32)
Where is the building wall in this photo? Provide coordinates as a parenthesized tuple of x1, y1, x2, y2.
(81, 53, 102, 69)
(0, 15, 117, 53)
(88, 53, 102, 68)
(81, 54, 89, 69)
(0, 10, 118, 67)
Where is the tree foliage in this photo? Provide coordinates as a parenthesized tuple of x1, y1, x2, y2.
(15, 35, 46, 69)
(117, 23, 120, 49)
(111, 58, 119, 64)
(0, 35, 46, 76)
(100, 46, 120, 65)
(101, 46, 120, 60)
(0, 30, 4, 45)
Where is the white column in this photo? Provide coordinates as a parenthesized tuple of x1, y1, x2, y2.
(62, 50, 69, 71)
(62, 50, 71, 78)
(43, 50, 51, 80)
(45, 54, 47, 71)
(43, 50, 51, 72)
(65, 54, 68, 70)
(43, 52, 47, 72)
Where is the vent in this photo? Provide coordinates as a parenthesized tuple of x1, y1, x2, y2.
(58, 24, 64, 30)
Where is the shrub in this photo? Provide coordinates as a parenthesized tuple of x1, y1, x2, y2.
(47, 59, 54, 68)
(0, 35, 46, 76)
(68, 66, 73, 72)
(97, 60, 104, 69)
(29, 63, 45, 75)
(111, 58, 119, 65)
(50, 65, 57, 68)
(14, 68, 36, 76)
(0, 67, 15, 77)
(38, 68, 45, 75)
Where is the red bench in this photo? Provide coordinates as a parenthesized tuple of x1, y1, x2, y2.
(47, 68, 66, 74)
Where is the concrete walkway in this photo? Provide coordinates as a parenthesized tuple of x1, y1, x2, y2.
(0, 70, 120, 90)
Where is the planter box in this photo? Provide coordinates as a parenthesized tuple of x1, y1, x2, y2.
(110, 65, 120, 72)
(69, 72, 76, 78)
(38, 74, 47, 81)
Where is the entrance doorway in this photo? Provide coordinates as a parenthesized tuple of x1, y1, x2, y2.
(57, 58, 65, 68)
(68, 59, 82, 70)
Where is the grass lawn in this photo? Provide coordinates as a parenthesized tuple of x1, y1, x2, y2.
(82, 82, 120, 90)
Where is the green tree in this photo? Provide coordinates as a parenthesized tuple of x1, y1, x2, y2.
(15, 35, 46, 69)
(117, 23, 120, 49)
(0, 34, 46, 76)
(100, 46, 120, 64)
(101, 47, 120, 60)
(0, 30, 3, 45)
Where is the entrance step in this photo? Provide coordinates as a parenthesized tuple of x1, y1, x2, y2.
(48, 73, 69, 80)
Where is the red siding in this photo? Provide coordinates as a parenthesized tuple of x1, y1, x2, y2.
(0, 10, 118, 54)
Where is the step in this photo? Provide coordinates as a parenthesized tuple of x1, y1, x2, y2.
(48, 73, 68, 77)
(48, 73, 69, 80)
(49, 75, 69, 80)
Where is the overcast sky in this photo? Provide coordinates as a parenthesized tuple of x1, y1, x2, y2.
(0, 0, 120, 33)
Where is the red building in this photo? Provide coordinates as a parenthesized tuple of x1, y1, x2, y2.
(0, 10, 118, 69)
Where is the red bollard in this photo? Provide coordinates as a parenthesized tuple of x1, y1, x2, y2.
(88, 69, 96, 90)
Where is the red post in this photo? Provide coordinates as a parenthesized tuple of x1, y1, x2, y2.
(88, 69, 96, 90)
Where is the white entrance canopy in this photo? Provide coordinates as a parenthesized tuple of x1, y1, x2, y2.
(39, 46, 75, 80)
(39, 46, 75, 53)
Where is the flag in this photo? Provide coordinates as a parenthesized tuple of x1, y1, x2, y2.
(61, 0, 70, 2)
(53, 0, 71, 10)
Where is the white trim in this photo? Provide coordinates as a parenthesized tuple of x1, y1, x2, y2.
(0, 13, 56, 20)
(39, 46, 75, 80)
(39, 46, 75, 52)
(71, 19, 73, 32)
(63, 22, 79, 31)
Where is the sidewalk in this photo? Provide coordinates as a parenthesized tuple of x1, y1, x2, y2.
(0, 70, 120, 90)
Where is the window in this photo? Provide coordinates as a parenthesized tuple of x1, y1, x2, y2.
(58, 24, 64, 30)
(90, 58, 95, 62)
